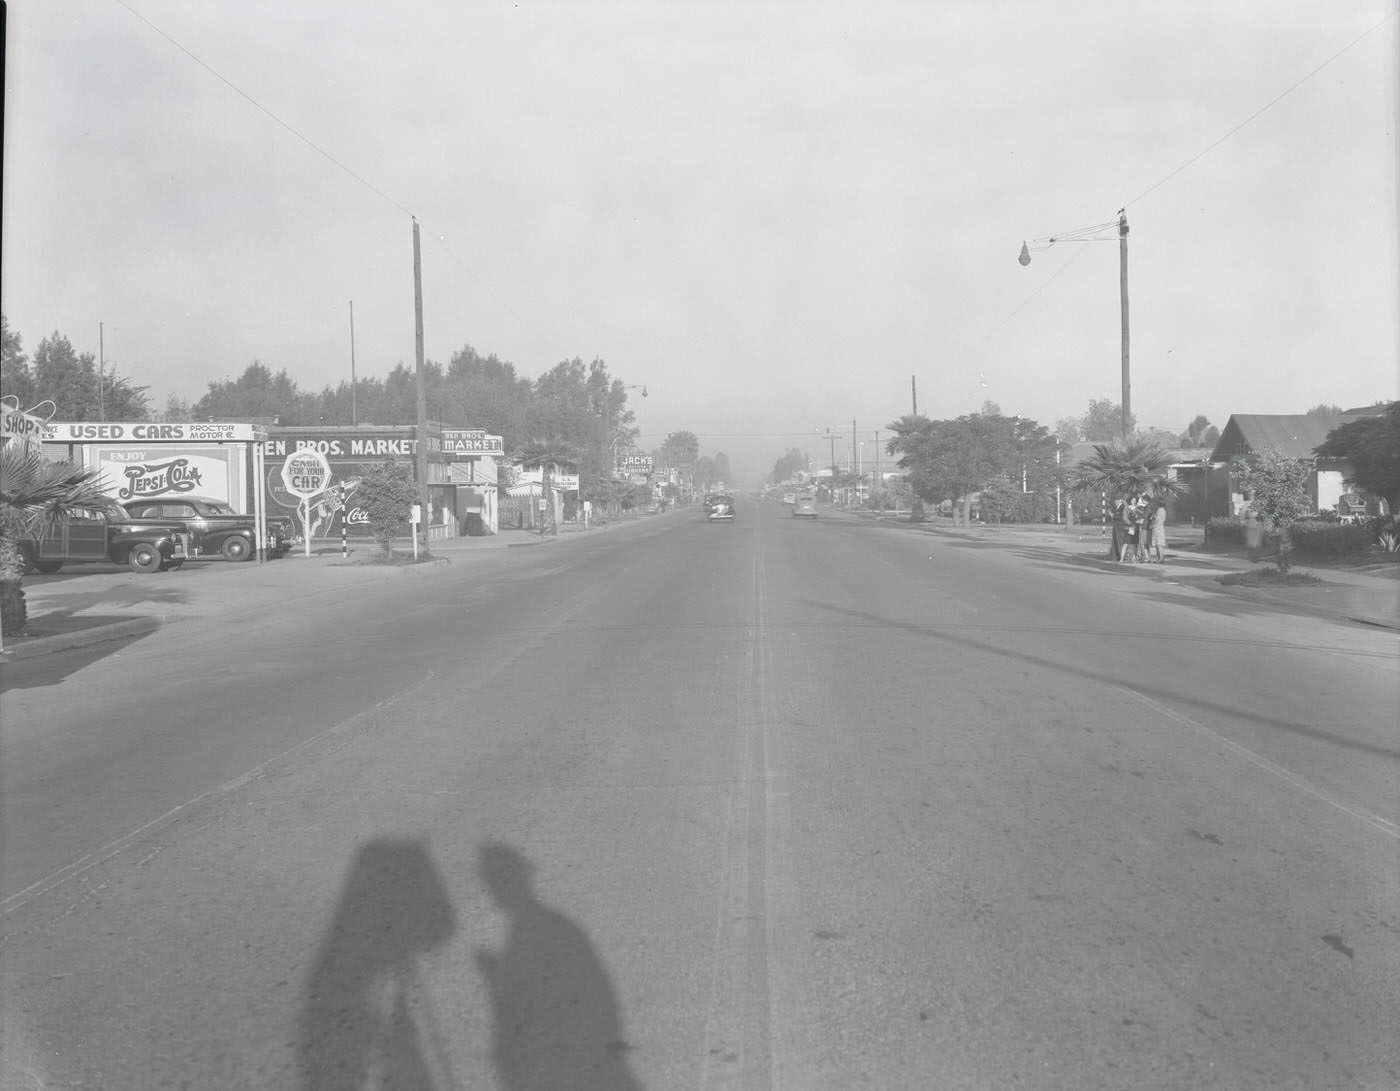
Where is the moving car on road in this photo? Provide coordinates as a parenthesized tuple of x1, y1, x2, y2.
(120, 496, 293, 561)
(792, 493, 818, 518)
(20, 504, 191, 573)
(704, 493, 736, 522)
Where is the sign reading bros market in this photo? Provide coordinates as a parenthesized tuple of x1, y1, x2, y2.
(442, 429, 504, 456)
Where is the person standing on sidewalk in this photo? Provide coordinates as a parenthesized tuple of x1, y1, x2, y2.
(1111, 499, 1127, 561)
(1121, 498, 1143, 563)
(1149, 498, 1168, 563)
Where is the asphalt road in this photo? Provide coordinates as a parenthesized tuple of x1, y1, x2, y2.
(2, 502, 1396, 1089)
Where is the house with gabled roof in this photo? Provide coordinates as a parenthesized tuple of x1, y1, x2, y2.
(1210, 407, 1388, 516)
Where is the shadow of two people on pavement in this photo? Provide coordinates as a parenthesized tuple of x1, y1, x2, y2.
(298, 838, 644, 1090)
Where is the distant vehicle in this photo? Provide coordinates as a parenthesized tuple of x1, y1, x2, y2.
(120, 496, 293, 560)
(782, 492, 796, 506)
(704, 493, 736, 522)
(792, 494, 818, 518)
(20, 504, 191, 574)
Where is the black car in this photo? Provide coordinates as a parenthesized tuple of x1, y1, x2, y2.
(704, 493, 736, 522)
(120, 496, 293, 560)
(20, 504, 191, 573)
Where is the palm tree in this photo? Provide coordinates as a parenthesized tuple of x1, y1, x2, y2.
(516, 437, 579, 536)
(1068, 440, 1187, 503)
(1, 445, 110, 635)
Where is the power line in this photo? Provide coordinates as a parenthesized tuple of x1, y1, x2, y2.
(1127, 8, 1397, 208)
(113, 0, 414, 219)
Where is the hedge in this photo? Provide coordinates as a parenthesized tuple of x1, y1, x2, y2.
(1205, 516, 1377, 556)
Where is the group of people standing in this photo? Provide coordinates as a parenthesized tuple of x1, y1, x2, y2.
(1112, 494, 1167, 564)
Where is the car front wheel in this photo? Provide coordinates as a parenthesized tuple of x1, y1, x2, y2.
(221, 536, 252, 562)
(128, 543, 163, 573)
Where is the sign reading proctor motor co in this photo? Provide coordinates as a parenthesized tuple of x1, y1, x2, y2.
(44, 421, 257, 442)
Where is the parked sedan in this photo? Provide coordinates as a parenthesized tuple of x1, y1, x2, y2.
(20, 504, 191, 573)
(120, 496, 293, 561)
(792, 493, 818, 518)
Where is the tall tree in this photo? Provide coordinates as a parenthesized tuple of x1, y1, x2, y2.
(1305, 403, 1344, 416)
(1180, 415, 1220, 449)
(1, 316, 38, 409)
(1079, 397, 1135, 442)
(30, 330, 149, 420)
(768, 447, 806, 484)
(193, 360, 313, 423)
(1233, 448, 1313, 573)
(889, 411, 1052, 525)
(1315, 402, 1400, 509)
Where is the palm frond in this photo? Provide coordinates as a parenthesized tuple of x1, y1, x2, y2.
(1, 445, 111, 536)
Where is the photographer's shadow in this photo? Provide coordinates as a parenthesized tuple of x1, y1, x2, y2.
(298, 839, 458, 1090)
(476, 842, 645, 1091)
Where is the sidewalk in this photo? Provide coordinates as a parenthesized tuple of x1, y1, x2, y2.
(0, 518, 631, 662)
(857, 512, 1400, 632)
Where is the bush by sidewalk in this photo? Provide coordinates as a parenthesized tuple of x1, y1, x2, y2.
(1204, 515, 1394, 561)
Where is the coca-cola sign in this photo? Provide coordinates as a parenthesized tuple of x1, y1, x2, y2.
(117, 458, 205, 499)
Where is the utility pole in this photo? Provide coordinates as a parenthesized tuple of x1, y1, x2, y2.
(349, 300, 358, 427)
(412, 218, 430, 554)
(98, 323, 105, 421)
(1119, 209, 1131, 445)
(874, 430, 880, 511)
(911, 374, 917, 416)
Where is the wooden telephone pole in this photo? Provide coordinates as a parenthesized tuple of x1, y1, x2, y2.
(413, 219, 430, 553)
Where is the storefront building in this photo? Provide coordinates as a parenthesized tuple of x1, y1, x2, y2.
(262, 423, 502, 542)
(40, 420, 270, 513)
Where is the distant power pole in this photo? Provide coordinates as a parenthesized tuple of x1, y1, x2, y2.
(911, 374, 917, 417)
(98, 323, 105, 421)
(413, 218, 430, 553)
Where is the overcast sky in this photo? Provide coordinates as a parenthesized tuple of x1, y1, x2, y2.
(3, 1, 1396, 482)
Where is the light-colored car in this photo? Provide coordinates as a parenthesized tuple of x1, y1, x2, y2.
(792, 494, 818, 518)
(782, 492, 796, 506)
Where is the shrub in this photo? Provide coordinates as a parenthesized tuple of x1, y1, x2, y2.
(1287, 520, 1374, 557)
(1204, 516, 1276, 551)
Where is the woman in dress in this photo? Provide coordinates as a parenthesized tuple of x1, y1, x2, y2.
(1149, 498, 1168, 563)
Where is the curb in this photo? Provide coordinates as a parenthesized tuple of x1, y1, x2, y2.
(0, 616, 162, 663)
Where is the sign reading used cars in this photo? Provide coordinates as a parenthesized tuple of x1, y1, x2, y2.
(280, 449, 331, 498)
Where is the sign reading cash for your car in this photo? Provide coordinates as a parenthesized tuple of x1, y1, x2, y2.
(281, 449, 332, 556)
